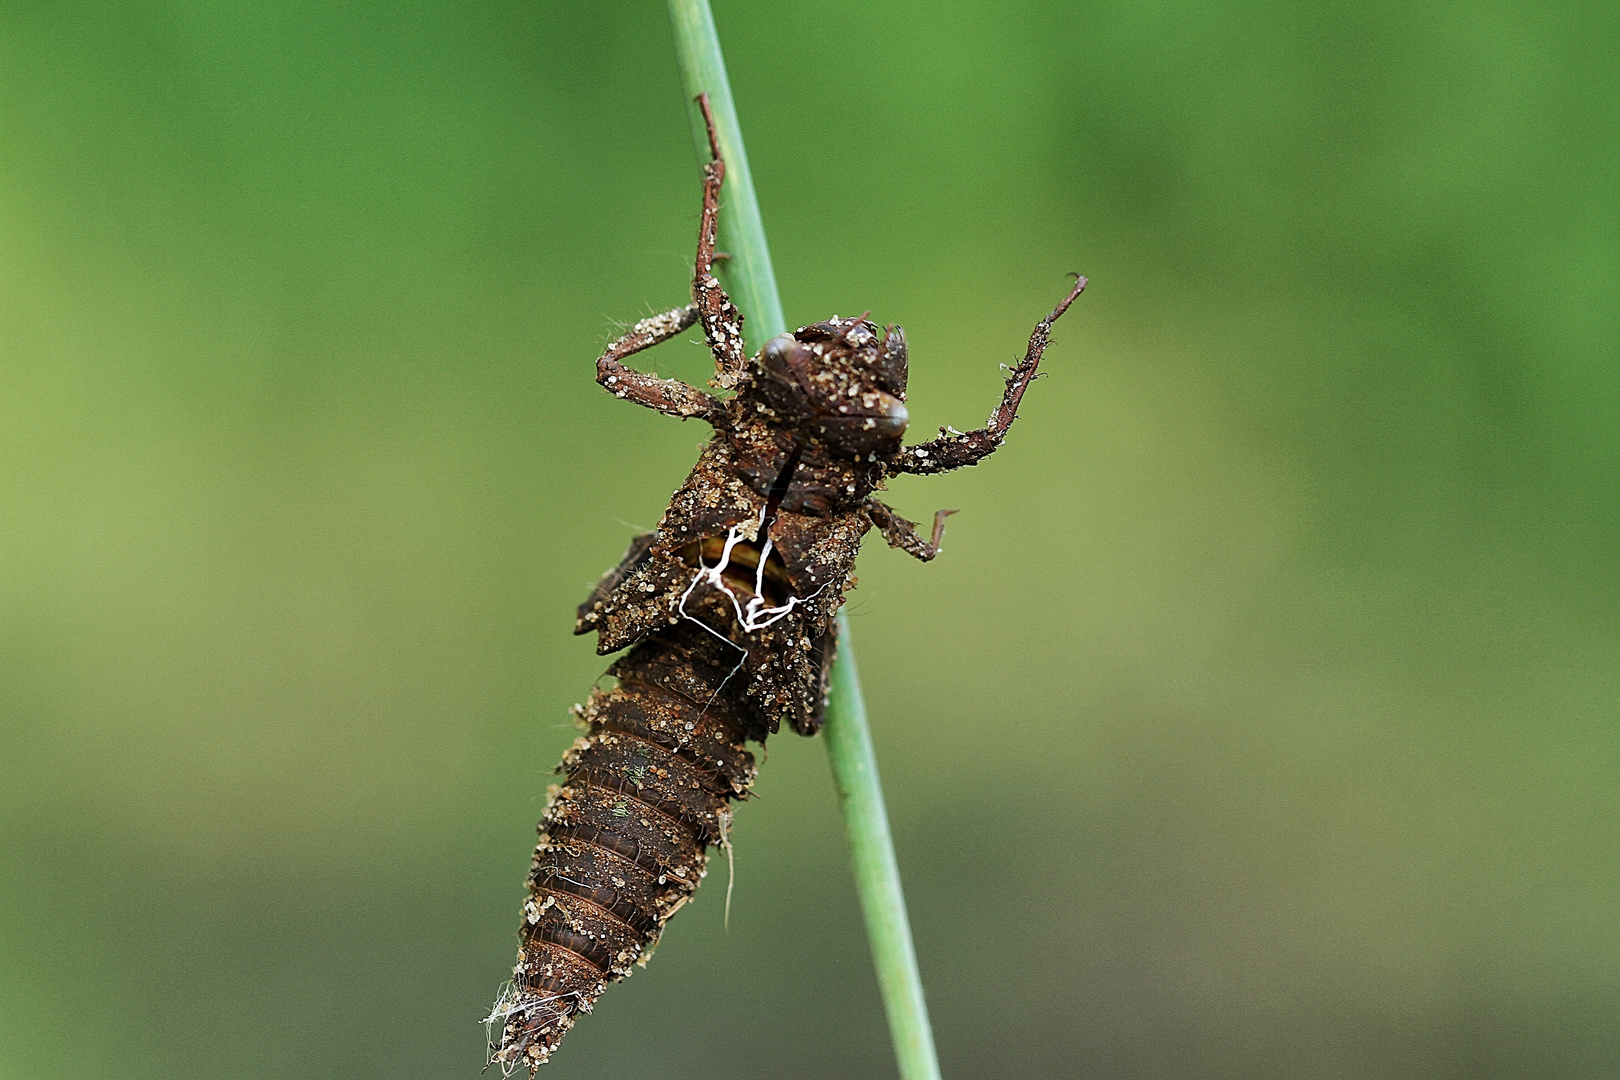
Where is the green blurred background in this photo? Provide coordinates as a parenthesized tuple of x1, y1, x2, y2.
(2, 2, 1616, 1077)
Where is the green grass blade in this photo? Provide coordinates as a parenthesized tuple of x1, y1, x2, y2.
(665, 3, 944, 1078)
(822, 610, 946, 1080)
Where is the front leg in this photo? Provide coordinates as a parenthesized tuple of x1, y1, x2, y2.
(596, 306, 724, 422)
(866, 500, 958, 563)
(891, 274, 1087, 476)
(692, 94, 748, 390)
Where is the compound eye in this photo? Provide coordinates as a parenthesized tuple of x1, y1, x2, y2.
(761, 333, 799, 374)
(754, 333, 813, 419)
(873, 325, 908, 397)
(871, 398, 908, 438)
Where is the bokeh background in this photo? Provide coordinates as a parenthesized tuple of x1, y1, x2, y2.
(3, 2, 1617, 1077)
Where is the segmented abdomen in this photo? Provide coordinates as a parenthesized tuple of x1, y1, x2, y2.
(489, 624, 758, 1073)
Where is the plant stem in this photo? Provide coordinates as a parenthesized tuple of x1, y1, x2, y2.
(665, 4, 943, 1079)
(822, 611, 945, 1080)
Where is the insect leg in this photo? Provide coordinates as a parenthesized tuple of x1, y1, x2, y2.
(691, 93, 748, 390)
(575, 532, 657, 634)
(596, 306, 726, 422)
(796, 623, 839, 736)
(890, 274, 1087, 475)
(865, 500, 958, 562)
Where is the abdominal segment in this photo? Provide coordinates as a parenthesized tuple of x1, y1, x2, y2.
(489, 623, 758, 1073)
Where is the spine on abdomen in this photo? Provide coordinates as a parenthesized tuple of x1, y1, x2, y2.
(489, 627, 758, 1074)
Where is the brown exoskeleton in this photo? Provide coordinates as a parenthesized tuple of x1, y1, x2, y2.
(488, 94, 1085, 1073)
